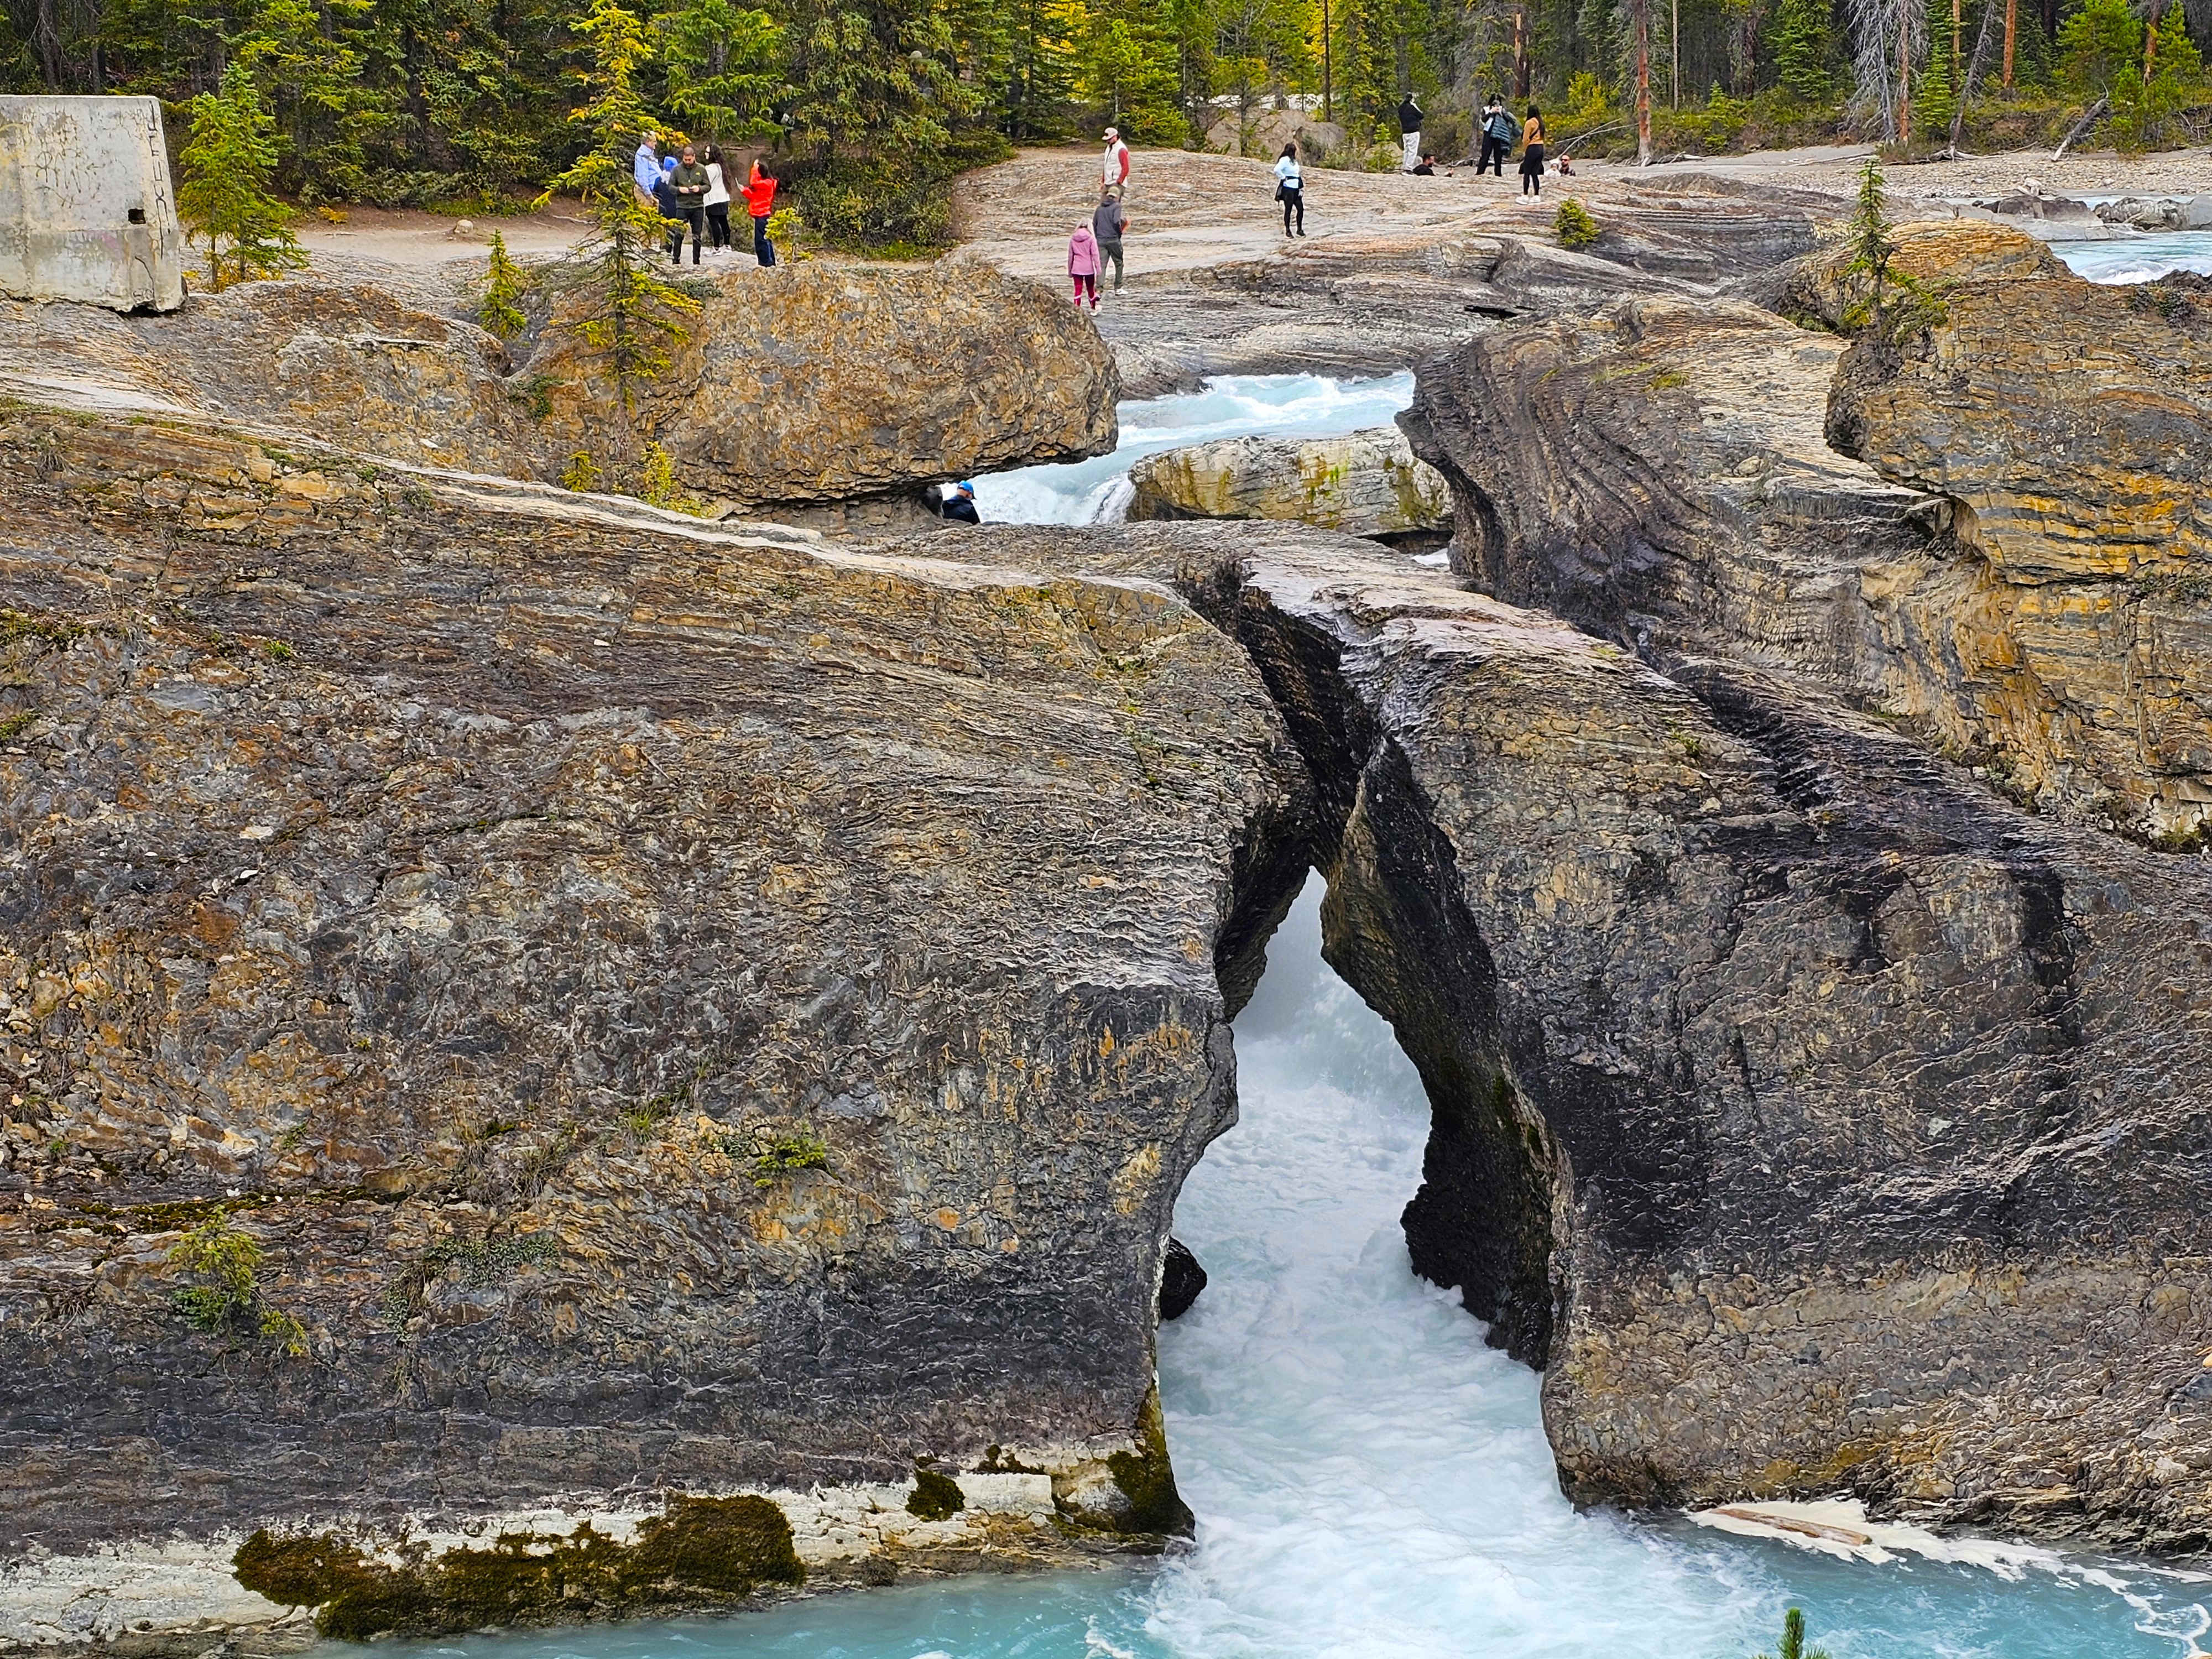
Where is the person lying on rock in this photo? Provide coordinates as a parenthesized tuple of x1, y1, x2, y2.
(1411, 154, 1438, 176)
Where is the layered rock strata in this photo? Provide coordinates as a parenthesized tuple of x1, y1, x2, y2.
(0, 260, 1119, 507)
(1406, 267, 2212, 839)
(951, 519, 2212, 1552)
(1126, 426, 1448, 546)
(0, 404, 1306, 1645)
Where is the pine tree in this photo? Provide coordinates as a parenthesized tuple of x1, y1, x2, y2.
(536, 0, 697, 405)
(1917, 0, 1958, 134)
(1771, 0, 1829, 100)
(479, 231, 529, 340)
(655, 0, 784, 140)
(1752, 1606, 1833, 1659)
(1842, 154, 1894, 327)
(176, 61, 309, 291)
(1076, 0, 1188, 143)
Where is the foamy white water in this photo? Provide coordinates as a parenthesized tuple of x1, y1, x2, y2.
(2057, 231, 2212, 284)
(374, 876, 2209, 1659)
(969, 373, 1415, 526)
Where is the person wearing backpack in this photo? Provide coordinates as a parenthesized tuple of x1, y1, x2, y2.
(1477, 95, 1517, 177)
(1092, 186, 1129, 296)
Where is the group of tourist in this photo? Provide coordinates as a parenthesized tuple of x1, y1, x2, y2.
(1067, 126, 1133, 310)
(1065, 93, 1559, 299)
(632, 132, 780, 266)
(1475, 95, 1553, 195)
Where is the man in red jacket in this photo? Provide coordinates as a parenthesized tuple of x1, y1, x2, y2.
(742, 160, 778, 267)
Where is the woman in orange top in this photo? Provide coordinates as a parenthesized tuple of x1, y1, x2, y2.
(742, 160, 778, 267)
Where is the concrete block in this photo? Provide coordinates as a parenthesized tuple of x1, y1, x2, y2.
(0, 95, 184, 312)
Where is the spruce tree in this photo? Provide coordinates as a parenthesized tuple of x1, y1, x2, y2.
(1771, 0, 1830, 101)
(479, 231, 529, 341)
(656, 0, 785, 140)
(536, 0, 697, 406)
(176, 61, 309, 291)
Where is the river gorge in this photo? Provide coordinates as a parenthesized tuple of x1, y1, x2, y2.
(3, 164, 2211, 1659)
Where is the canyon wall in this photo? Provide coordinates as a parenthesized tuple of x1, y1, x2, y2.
(1405, 238, 2212, 842)
(0, 408, 1306, 1646)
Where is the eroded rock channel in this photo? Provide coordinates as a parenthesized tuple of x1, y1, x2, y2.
(3, 206, 2210, 1651)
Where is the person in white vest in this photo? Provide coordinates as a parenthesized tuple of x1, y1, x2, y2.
(1102, 127, 1130, 196)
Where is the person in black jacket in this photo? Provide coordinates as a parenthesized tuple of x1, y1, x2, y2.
(941, 481, 980, 524)
(1397, 94, 1423, 173)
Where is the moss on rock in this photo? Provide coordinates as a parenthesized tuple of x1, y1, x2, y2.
(232, 1495, 804, 1639)
(905, 1467, 966, 1522)
(1105, 1386, 1194, 1538)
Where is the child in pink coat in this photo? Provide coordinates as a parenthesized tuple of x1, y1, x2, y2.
(1068, 223, 1102, 310)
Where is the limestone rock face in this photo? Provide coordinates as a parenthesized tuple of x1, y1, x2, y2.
(1126, 426, 1448, 544)
(1406, 290, 2212, 839)
(943, 519, 2212, 1553)
(0, 262, 1119, 505)
(0, 404, 1306, 1630)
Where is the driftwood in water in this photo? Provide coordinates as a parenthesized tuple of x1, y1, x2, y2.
(2053, 94, 2108, 159)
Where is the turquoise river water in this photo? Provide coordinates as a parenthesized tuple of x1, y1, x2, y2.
(373, 884, 2211, 1659)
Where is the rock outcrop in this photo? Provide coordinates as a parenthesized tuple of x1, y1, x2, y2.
(0, 402, 1304, 1645)
(1739, 219, 2068, 329)
(0, 260, 1119, 507)
(1126, 426, 1448, 546)
(1406, 275, 2212, 840)
(945, 518, 2212, 1553)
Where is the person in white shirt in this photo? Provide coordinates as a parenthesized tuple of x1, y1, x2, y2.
(1102, 127, 1130, 196)
(1274, 142, 1303, 237)
(699, 142, 733, 253)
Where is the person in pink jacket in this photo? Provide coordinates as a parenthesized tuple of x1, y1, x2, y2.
(1068, 222, 1102, 310)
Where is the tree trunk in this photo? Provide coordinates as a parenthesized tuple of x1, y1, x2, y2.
(2052, 92, 2106, 158)
(1952, 0, 1961, 71)
(1635, 0, 1653, 163)
(1514, 7, 1530, 98)
(1321, 0, 1331, 122)
(1671, 0, 1679, 108)
(2002, 0, 2016, 87)
(2144, 0, 2162, 77)
(1897, 12, 1912, 148)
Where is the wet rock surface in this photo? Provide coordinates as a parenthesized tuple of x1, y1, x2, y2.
(1127, 425, 1448, 546)
(1159, 1237, 1208, 1321)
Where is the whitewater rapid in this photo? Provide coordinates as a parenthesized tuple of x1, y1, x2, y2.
(377, 879, 2209, 1659)
(969, 373, 1416, 527)
(2055, 231, 2212, 285)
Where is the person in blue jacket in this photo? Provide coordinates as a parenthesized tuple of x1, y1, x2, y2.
(632, 129, 661, 201)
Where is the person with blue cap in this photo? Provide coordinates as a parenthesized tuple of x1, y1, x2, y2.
(941, 481, 981, 524)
